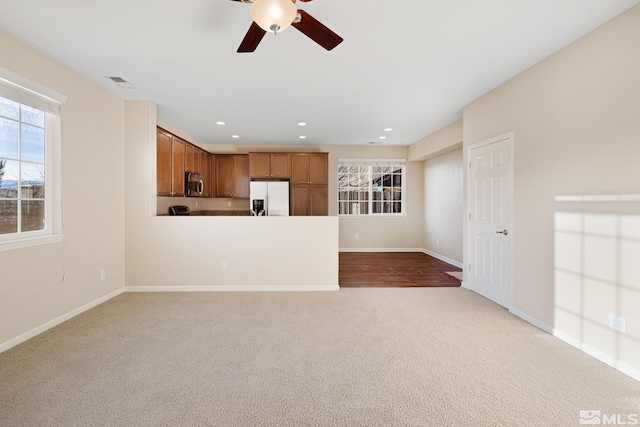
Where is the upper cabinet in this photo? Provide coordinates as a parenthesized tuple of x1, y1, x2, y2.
(291, 153, 328, 185)
(215, 154, 250, 198)
(157, 127, 185, 197)
(157, 130, 326, 208)
(249, 153, 290, 179)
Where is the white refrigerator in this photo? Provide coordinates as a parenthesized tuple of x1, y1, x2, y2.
(249, 181, 290, 216)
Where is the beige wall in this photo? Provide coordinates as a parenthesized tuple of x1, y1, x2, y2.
(409, 119, 462, 161)
(463, 5, 640, 376)
(0, 31, 126, 347)
(423, 149, 463, 265)
(126, 102, 339, 289)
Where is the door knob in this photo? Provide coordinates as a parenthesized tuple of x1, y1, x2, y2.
(496, 229, 509, 235)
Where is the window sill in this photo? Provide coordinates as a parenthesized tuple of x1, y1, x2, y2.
(0, 234, 65, 252)
(338, 215, 406, 219)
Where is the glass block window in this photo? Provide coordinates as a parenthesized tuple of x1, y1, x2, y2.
(338, 160, 405, 216)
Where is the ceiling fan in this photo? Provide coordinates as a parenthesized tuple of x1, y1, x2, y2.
(231, 0, 343, 53)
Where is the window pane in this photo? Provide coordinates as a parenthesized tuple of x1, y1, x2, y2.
(0, 159, 19, 198)
(21, 124, 45, 163)
(0, 97, 19, 120)
(0, 200, 18, 234)
(0, 118, 19, 159)
(21, 162, 45, 199)
(21, 105, 45, 127)
(21, 200, 45, 232)
(338, 165, 349, 174)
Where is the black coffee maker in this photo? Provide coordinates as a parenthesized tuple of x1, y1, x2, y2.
(252, 199, 265, 216)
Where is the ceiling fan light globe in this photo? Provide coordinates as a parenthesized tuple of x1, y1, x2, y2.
(250, 0, 297, 34)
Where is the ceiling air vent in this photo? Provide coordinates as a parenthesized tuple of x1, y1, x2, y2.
(108, 76, 136, 89)
(368, 141, 382, 145)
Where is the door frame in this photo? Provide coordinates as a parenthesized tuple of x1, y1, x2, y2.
(465, 132, 514, 309)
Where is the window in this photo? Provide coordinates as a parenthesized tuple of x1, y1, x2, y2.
(338, 160, 405, 216)
(0, 69, 64, 249)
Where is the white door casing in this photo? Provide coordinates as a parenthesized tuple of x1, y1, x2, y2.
(467, 134, 513, 308)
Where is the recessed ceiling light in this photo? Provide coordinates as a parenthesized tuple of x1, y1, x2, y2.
(216, 121, 226, 126)
(384, 128, 393, 132)
(232, 135, 239, 139)
(299, 135, 306, 139)
(379, 136, 387, 140)
(298, 122, 307, 126)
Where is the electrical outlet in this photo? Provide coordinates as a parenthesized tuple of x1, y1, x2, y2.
(100, 270, 106, 280)
(227, 201, 232, 207)
(221, 261, 227, 271)
(195, 201, 198, 207)
(609, 314, 627, 333)
(436, 238, 440, 245)
(355, 234, 359, 240)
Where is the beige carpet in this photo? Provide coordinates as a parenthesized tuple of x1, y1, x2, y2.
(1, 289, 638, 426)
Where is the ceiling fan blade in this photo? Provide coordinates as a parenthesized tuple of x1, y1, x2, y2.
(237, 21, 266, 53)
(292, 10, 343, 51)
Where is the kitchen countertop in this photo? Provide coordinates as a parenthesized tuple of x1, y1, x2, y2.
(189, 210, 252, 216)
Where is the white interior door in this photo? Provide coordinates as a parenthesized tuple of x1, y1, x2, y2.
(467, 134, 512, 308)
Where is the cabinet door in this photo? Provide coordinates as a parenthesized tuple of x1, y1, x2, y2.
(209, 154, 216, 198)
(270, 153, 290, 178)
(172, 137, 186, 197)
(156, 129, 172, 196)
(291, 153, 310, 184)
(199, 150, 211, 197)
(291, 184, 310, 216)
(309, 153, 328, 184)
(310, 185, 328, 216)
(215, 155, 233, 198)
(233, 155, 250, 198)
(249, 153, 270, 178)
(185, 143, 196, 173)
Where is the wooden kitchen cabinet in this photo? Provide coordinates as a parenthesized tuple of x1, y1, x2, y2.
(215, 154, 249, 198)
(185, 143, 196, 173)
(171, 137, 186, 197)
(156, 128, 172, 196)
(290, 153, 328, 215)
(292, 184, 328, 216)
(291, 153, 328, 185)
(234, 155, 250, 198)
(156, 127, 186, 197)
(198, 149, 211, 197)
(249, 153, 291, 178)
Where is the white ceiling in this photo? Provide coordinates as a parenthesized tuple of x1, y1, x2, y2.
(0, 0, 638, 146)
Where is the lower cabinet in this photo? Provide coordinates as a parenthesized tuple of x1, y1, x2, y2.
(291, 184, 328, 216)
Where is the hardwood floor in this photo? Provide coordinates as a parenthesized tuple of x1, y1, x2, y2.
(339, 252, 462, 288)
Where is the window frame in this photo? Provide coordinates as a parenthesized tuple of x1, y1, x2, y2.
(0, 68, 65, 251)
(337, 159, 406, 218)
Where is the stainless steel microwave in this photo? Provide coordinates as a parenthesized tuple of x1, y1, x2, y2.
(185, 172, 203, 197)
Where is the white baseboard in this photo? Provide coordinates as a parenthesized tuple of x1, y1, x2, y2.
(339, 247, 424, 253)
(0, 287, 125, 354)
(510, 308, 640, 382)
(421, 249, 463, 269)
(509, 307, 553, 334)
(125, 285, 340, 292)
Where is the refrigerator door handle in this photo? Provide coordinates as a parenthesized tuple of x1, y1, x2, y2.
(265, 194, 269, 216)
